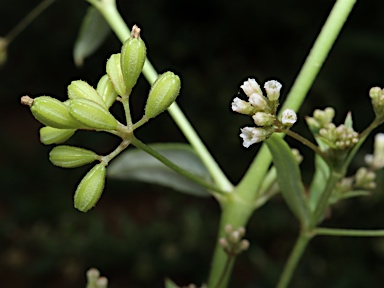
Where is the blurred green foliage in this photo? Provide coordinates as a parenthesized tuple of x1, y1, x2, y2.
(1, 0, 384, 287)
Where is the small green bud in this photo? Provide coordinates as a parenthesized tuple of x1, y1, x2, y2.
(121, 25, 146, 93)
(49, 145, 98, 168)
(74, 163, 106, 212)
(144, 71, 181, 119)
(67, 80, 106, 108)
(96, 74, 118, 108)
(39, 126, 76, 145)
(21, 95, 83, 129)
(69, 98, 118, 130)
(106, 53, 126, 96)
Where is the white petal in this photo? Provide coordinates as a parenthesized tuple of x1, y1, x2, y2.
(281, 109, 297, 125)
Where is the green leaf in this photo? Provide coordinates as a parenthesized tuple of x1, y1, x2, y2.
(309, 154, 330, 211)
(265, 134, 310, 226)
(107, 143, 212, 197)
(164, 278, 179, 288)
(73, 6, 111, 67)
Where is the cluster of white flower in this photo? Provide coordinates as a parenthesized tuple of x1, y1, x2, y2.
(231, 78, 297, 148)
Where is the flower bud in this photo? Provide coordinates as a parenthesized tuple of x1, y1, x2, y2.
(21, 95, 83, 129)
(49, 145, 98, 168)
(106, 53, 126, 96)
(39, 126, 76, 145)
(96, 74, 118, 108)
(281, 109, 297, 126)
(74, 163, 106, 212)
(69, 98, 118, 130)
(252, 112, 275, 126)
(264, 80, 282, 101)
(67, 80, 106, 108)
(121, 26, 146, 93)
(231, 97, 256, 115)
(145, 71, 181, 119)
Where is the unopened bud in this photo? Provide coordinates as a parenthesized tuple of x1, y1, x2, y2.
(49, 145, 98, 168)
(22, 96, 83, 129)
(74, 163, 106, 212)
(67, 80, 106, 108)
(252, 112, 275, 126)
(69, 98, 118, 130)
(39, 126, 76, 145)
(96, 74, 118, 108)
(121, 25, 146, 93)
(106, 53, 126, 96)
(264, 80, 282, 101)
(145, 71, 181, 119)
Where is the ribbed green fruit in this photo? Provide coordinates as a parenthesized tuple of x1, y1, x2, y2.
(74, 163, 106, 212)
(145, 71, 181, 119)
(68, 98, 118, 130)
(96, 74, 118, 108)
(106, 53, 126, 96)
(49, 145, 98, 168)
(30, 96, 83, 129)
(121, 36, 146, 93)
(39, 126, 76, 145)
(68, 80, 106, 108)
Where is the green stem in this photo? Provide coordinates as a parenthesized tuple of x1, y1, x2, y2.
(309, 169, 342, 228)
(121, 96, 133, 130)
(315, 228, 384, 237)
(89, 0, 233, 192)
(130, 136, 227, 195)
(5, 0, 57, 43)
(207, 194, 256, 288)
(283, 129, 324, 157)
(276, 231, 312, 288)
(280, 0, 357, 113)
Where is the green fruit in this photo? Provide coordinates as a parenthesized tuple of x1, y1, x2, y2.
(49, 145, 98, 168)
(74, 163, 106, 212)
(68, 80, 106, 107)
(27, 96, 83, 129)
(39, 126, 76, 145)
(145, 71, 181, 119)
(69, 98, 118, 130)
(106, 53, 126, 96)
(121, 36, 146, 93)
(96, 74, 118, 108)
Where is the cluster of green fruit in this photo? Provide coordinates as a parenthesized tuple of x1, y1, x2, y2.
(21, 25, 181, 212)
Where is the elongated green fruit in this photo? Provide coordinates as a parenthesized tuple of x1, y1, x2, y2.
(74, 163, 106, 212)
(49, 145, 98, 168)
(40, 126, 76, 145)
(106, 53, 126, 96)
(145, 71, 181, 119)
(68, 80, 106, 108)
(21, 96, 83, 129)
(96, 74, 118, 108)
(69, 98, 118, 130)
(121, 27, 146, 93)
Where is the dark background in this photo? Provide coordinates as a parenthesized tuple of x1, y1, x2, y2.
(1, 0, 384, 287)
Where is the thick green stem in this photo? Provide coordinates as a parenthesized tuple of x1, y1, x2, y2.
(89, 0, 233, 192)
(276, 231, 312, 288)
(315, 228, 384, 237)
(207, 194, 255, 288)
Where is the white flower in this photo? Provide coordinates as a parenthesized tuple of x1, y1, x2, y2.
(281, 109, 297, 126)
(252, 112, 275, 126)
(231, 97, 255, 115)
(249, 93, 267, 111)
(366, 133, 384, 169)
(264, 80, 282, 101)
(240, 127, 271, 148)
(240, 78, 263, 97)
